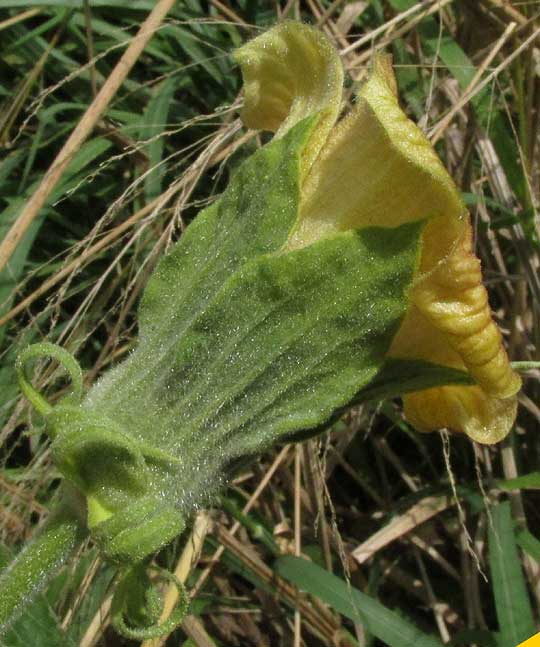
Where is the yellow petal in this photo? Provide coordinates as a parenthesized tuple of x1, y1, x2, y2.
(403, 385, 517, 445)
(412, 220, 521, 399)
(287, 55, 465, 249)
(233, 22, 343, 175)
(389, 302, 463, 369)
(390, 302, 519, 443)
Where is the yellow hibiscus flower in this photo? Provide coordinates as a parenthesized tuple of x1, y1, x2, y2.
(234, 21, 521, 444)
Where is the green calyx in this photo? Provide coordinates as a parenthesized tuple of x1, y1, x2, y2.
(16, 345, 188, 639)
(16, 342, 186, 561)
(91, 498, 185, 564)
(20, 393, 184, 564)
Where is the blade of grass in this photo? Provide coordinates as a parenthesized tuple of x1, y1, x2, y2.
(488, 501, 535, 646)
(498, 472, 540, 491)
(275, 555, 445, 647)
(141, 76, 176, 201)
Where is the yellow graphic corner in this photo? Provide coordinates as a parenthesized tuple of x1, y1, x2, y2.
(517, 633, 540, 647)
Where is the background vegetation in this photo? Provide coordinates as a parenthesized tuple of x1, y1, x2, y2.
(0, 1, 539, 645)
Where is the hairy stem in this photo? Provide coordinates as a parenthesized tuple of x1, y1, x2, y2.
(0, 485, 87, 635)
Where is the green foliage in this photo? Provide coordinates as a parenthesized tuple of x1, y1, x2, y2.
(0, 490, 86, 637)
(488, 501, 536, 646)
(0, 3, 538, 646)
(498, 472, 540, 491)
(1, 547, 115, 647)
(275, 555, 444, 647)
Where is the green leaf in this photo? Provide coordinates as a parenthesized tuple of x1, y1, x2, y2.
(498, 472, 540, 491)
(283, 358, 471, 444)
(0, 545, 108, 647)
(275, 555, 445, 647)
(1, 597, 70, 647)
(56, 138, 113, 188)
(141, 77, 177, 201)
(172, 26, 224, 85)
(488, 501, 535, 646)
(220, 495, 278, 556)
(136, 117, 318, 340)
(516, 529, 540, 563)
(60, 551, 115, 645)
